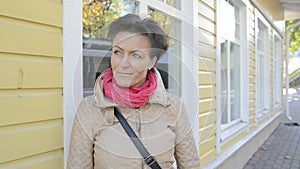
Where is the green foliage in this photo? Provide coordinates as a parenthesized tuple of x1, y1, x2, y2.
(148, 8, 175, 45)
(286, 19, 300, 55)
(289, 68, 300, 80)
(82, 0, 125, 38)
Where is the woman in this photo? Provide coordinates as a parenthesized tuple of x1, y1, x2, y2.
(67, 14, 200, 169)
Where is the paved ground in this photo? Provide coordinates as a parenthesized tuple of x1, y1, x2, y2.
(243, 87, 300, 169)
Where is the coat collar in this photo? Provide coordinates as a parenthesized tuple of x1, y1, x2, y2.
(93, 68, 169, 110)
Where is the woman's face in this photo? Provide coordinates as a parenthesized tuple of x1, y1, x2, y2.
(111, 31, 157, 87)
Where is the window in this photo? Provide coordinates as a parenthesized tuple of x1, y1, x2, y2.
(273, 35, 282, 108)
(64, 0, 198, 163)
(82, 0, 184, 96)
(82, 0, 139, 97)
(219, 0, 245, 130)
(256, 17, 270, 119)
(148, 8, 182, 94)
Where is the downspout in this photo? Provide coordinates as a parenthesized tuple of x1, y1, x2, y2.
(285, 21, 300, 120)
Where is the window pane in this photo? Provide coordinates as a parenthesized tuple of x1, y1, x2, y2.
(234, 6, 240, 40)
(220, 0, 235, 40)
(230, 43, 240, 121)
(82, 0, 139, 97)
(221, 40, 228, 124)
(257, 54, 264, 110)
(148, 8, 182, 95)
(235, 23, 240, 40)
(158, 0, 181, 10)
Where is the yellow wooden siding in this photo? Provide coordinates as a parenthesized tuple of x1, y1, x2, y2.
(0, 90, 63, 127)
(199, 43, 216, 59)
(0, 0, 62, 27)
(199, 73, 216, 85)
(0, 55, 62, 89)
(0, 149, 63, 169)
(0, 16, 62, 57)
(199, 99, 216, 114)
(199, 111, 216, 128)
(199, 86, 215, 100)
(248, 5, 256, 133)
(0, 0, 63, 168)
(221, 131, 248, 152)
(200, 136, 216, 155)
(200, 149, 217, 168)
(199, 0, 215, 12)
(198, 0, 217, 166)
(199, 59, 216, 72)
(0, 120, 63, 163)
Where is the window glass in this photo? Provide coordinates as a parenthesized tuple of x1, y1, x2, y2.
(158, 0, 181, 10)
(230, 42, 240, 121)
(82, 0, 139, 97)
(148, 7, 182, 95)
(274, 37, 281, 105)
(221, 41, 241, 124)
(220, 0, 243, 127)
(256, 19, 268, 114)
(221, 40, 228, 124)
(82, 0, 183, 97)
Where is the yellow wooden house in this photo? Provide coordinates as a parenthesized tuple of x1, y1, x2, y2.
(0, 0, 299, 168)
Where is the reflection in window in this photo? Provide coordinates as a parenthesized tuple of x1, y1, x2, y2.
(221, 40, 241, 125)
(82, 0, 138, 97)
(82, 0, 139, 38)
(256, 19, 268, 115)
(148, 7, 182, 95)
(158, 0, 181, 10)
(220, 0, 243, 128)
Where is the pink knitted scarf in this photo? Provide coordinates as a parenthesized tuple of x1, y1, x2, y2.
(103, 68, 157, 108)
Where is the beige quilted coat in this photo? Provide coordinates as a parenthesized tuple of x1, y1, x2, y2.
(67, 69, 200, 169)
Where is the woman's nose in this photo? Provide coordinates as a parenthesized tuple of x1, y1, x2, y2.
(119, 55, 131, 67)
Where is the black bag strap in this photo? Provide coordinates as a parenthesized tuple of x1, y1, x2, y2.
(114, 107, 161, 169)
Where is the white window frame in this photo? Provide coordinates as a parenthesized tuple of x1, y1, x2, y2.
(255, 10, 271, 122)
(138, 0, 200, 147)
(273, 32, 282, 109)
(63, 0, 199, 166)
(216, 0, 249, 152)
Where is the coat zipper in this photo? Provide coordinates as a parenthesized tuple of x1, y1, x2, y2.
(135, 109, 144, 169)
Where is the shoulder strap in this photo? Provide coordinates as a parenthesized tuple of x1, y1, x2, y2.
(114, 107, 161, 169)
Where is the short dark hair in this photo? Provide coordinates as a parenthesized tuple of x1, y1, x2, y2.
(108, 14, 169, 60)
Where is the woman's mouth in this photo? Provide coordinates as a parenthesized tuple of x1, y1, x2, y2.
(117, 72, 133, 77)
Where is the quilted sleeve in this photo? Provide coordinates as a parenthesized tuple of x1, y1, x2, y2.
(174, 100, 200, 169)
(67, 99, 94, 169)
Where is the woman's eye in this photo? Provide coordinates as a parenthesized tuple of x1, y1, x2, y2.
(132, 53, 142, 58)
(113, 50, 121, 55)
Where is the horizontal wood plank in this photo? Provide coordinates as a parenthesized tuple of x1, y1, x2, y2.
(198, 1, 215, 23)
(199, 58, 216, 72)
(199, 99, 216, 114)
(199, 86, 216, 99)
(0, 121, 63, 163)
(199, 124, 216, 142)
(0, 0, 62, 27)
(200, 136, 216, 156)
(199, 73, 216, 85)
(199, 112, 216, 128)
(200, 0, 215, 9)
(198, 15, 215, 34)
(0, 149, 63, 169)
(198, 28, 215, 47)
(0, 16, 62, 57)
(0, 93, 63, 127)
(0, 60, 62, 89)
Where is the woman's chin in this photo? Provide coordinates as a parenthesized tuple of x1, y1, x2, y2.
(114, 79, 132, 88)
